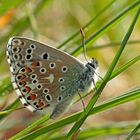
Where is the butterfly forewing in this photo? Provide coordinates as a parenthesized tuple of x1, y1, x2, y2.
(7, 37, 85, 113)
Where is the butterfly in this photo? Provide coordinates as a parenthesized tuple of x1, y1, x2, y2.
(6, 37, 99, 119)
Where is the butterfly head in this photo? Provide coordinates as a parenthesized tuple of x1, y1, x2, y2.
(77, 58, 99, 93)
(86, 58, 99, 73)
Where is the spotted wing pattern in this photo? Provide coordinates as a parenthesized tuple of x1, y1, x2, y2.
(6, 37, 85, 117)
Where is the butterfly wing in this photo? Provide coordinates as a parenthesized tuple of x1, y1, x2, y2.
(7, 37, 85, 117)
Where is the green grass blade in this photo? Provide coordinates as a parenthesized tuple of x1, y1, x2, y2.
(67, 7, 140, 139)
(125, 123, 140, 140)
(48, 121, 139, 140)
(0, 76, 12, 96)
(0, 99, 19, 120)
(0, 76, 18, 120)
(13, 87, 140, 140)
(0, 0, 24, 15)
(110, 55, 140, 80)
(0, 0, 51, 44)
(71, 0, 139, 56)
(10, 114, 50, 140)
(57, 0, 117, 49)
(86, 40, 140, 50)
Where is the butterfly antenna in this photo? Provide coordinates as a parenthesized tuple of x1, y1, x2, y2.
(80, 28, 89, 63)
(78, 91, 85, 112)
(80, 29, 104, 82)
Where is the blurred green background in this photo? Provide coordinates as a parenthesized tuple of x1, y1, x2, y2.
(0, 0, 140, 139)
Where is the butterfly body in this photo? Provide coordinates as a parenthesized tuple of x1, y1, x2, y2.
(6, 37, 98, 118)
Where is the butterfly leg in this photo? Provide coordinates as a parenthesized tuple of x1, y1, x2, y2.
(77, 91, 85, 112)
(50, 98, 72, 119)
(92, 78, 98, 91)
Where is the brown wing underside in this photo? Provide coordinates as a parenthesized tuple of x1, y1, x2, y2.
(7, 37, 84, 112)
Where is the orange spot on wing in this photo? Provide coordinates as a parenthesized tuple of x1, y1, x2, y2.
(25, 67, 33, 73)
(38, 99, 44, 108)
(21, 80, 26, 86)
(17, 74, 26, 80)
(25, 86, 31, 94)
(21, 75, 26, 80)
(31, 61, 40, 68)
(30, 94, 36, 101)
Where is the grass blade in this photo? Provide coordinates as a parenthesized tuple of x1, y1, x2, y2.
(0, 0, 51, 44)
(67, 6, 140, 139)
(13, 87, 140, 140)
(0, 0, 24, 15)
(71, 0, 139, 56)
(57, 0, 117, 49)
(110, 55, 140, 80)
(0, 99, 19, 120)
(125, 123, 140, 140)
(86, 40, 140, 50)
(47, 121, 139, 140)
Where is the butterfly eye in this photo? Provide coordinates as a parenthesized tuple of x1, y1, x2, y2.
(49, 62, 56, 69)
(45, 94, 52, 102)
(57, 95, 63, 102)
(61, 66, 68, 73)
